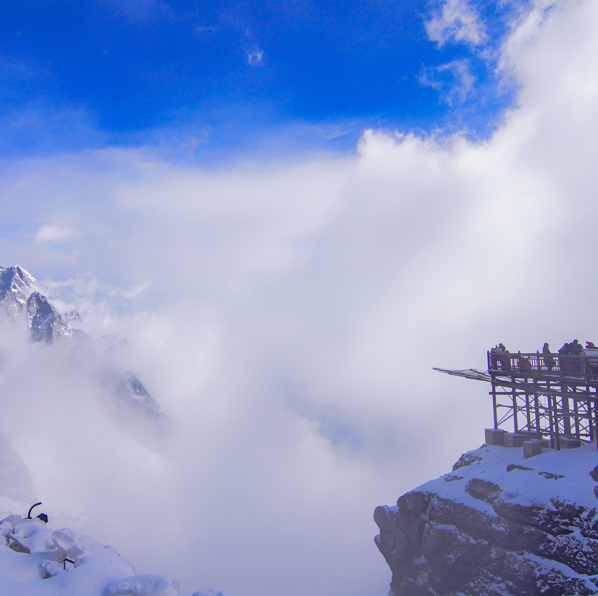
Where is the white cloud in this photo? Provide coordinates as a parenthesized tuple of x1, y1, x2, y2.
(35, 224, 80, 244)
(193, 24, 218, 34)
(246, 46, 264, 66)
(425, 0, 488, 47)
(419, 59, 476, 105)
(2, 1, 598, 595)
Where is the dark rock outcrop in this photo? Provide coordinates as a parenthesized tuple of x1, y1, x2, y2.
(26, 291, 69, 343)
(375, 445, 598, 596)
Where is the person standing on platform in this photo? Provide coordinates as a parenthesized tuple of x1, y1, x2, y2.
(499, 343, 511, 371)
(570, 339, 583, 355)
(490, 344, 504, 369)
(559, 341, 573, 372)
(543, 342, 555, 371)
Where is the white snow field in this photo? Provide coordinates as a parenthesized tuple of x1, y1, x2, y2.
(0, 505, 230, 596)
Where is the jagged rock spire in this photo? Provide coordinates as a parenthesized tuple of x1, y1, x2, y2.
(26, 291, 69, 343)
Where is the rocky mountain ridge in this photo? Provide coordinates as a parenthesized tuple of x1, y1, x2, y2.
(1, 265, 81, 342)
(375, 442, 598, 596)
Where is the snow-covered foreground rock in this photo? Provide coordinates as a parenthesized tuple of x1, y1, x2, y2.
(0, 514, 179, 595)
(375, 443, 598, 596)
(0, 509, 233, 596)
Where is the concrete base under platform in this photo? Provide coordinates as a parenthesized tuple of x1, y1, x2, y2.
(517, 430, 544, 440)
(523, 439, 550, 458)
(505, 430, 544, 448)
(505, 433, 527, 448)
(484, 429, 584, 451)
(485, 428, 507, 446)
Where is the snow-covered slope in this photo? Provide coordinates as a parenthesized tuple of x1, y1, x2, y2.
(0, 508, 233, 596)
(375, 443, 598, 596)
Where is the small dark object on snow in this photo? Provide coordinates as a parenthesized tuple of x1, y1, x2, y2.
(27, 502, 42, 519)
(63, 558, 74, 570)
(27, 502, 48, 523)
(507, 464, 534, 472)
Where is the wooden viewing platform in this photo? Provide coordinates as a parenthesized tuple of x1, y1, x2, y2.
(434, 349, 598, 451)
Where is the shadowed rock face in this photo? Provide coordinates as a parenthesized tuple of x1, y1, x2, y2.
(0, 434, 36, 503)
(27, 292, 70, 343)
(375, 446, 598, 596)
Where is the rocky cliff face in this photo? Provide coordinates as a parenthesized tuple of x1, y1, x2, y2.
(26, 291, 72, 343)
(375, 443, 598, 596)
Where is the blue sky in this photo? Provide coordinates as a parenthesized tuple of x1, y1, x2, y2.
(1, 0, 523, 159)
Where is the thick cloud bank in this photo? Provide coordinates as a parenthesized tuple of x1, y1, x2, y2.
(1, 1, 598, 595)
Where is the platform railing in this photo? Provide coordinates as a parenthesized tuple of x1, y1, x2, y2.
(487, 350, 598, 383)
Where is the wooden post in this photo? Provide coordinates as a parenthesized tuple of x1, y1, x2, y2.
(492, 389, 498, 429)
(548, 388, 555, 449)
(489, 351, 499, 429)
(512, 385, 518, 432)
(562, 387, 571, 436)
(573, 389, 580, 438)
(553, 394, 561, 450)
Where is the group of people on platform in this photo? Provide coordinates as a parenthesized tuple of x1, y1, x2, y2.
(490, 340, 598, 373)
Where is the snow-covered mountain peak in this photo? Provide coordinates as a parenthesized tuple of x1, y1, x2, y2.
(0, 266, 37, 297)
(0, 266, 38, 319)
(0, 266, 78, 343)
